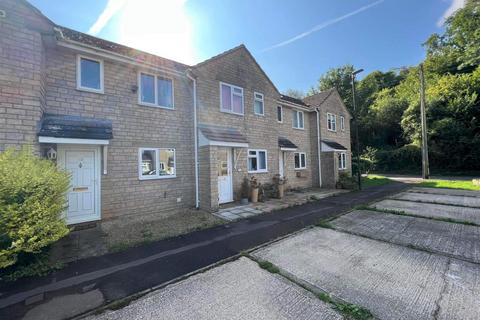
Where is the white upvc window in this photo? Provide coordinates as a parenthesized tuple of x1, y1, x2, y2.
(338, 152, 347, 170)
(139, 148, 176, 180)
(220, 82, 244, 115)
(254, 92, 264, 115)
(294, 152, 306, 170)
(277, 105, 283, 123)
(138, 72, 174, 109)
(77, 55, 104, 93)
(340, 115, 345, 131)
(327, 113, 337, 131)
(292, 110, 304, 129)
(248, 149, 268, 173)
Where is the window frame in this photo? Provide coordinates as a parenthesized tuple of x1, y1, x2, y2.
(77, 55, 104, 94)
(340, 115, 345, 131)
(253, 91, 265, 116)
(294, 152, 307, 170)
(338, 152, 347, 170)
(292, 110, 305, 130)
(277, 105, 283, 123)
(138, 71, 175, 110)
(219, 81, 244, 115)
(138, 147, 177, 180)
(327, 113, 337, 132)
(247, 149, 268, 173)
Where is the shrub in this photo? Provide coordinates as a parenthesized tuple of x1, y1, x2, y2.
(336, 172, 358, 190)
(0, 148, 70, 269)
(374, 145, 422, 172)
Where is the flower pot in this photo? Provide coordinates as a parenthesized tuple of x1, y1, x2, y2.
(251, 188, 259, 203)
(277, 184, 284, 199)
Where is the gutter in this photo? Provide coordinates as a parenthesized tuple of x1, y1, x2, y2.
(315, 108, 323, 187)
(187, 70, 200, 209)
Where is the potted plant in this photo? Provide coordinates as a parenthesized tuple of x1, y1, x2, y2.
(240, 177, 249, 205)
(273, 174, 287, 199)
(250, 176, 259, 203)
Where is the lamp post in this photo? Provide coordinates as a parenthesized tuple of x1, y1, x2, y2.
(351, 68, 363, 190)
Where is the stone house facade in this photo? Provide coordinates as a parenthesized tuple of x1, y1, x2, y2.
(0, 0, 352, 227)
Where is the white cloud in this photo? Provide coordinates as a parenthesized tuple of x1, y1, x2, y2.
(262, 0, 384, 52)
(88, 0, 195, 64)
(437, 0, 466, 27)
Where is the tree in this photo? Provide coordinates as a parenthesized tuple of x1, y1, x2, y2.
(282, 89, 305, 99)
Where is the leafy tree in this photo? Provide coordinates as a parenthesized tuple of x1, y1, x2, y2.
(283, 89, 305, 99)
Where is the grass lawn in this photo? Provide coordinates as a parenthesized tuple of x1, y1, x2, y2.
(418, 179, 480, 191)
(361, 175, 393, 188)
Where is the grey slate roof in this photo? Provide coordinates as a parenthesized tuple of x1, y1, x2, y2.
(199, 125, 248, 144)
(278, 137, 298, 149)
(38, 114, 113, 140)
(303, 88, 335, 107)
(280, 95, 308, 107)
(322, 140, 347, 151)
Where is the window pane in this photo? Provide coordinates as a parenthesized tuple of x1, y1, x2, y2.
(254, 100, 263, 114)
(299, 112, 304, 128)
(277, 106, 282, 121)
(232, 94, 243, 114)
(294, 153, 300, 168)
(293, 111, 298, 128)
(158, 77, 173, 108)
(221, 84, 231, 111)
(158, 149, 175, 176)
(80, 58, 101, 89)
(140, 74, 155, 104)
(259, 151, 266, 170)
(142, 150, 157, 176)
(301, 154, 306, 168)
(248, 157, 257, 171)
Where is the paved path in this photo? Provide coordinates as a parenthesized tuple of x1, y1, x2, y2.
(392, 191, 480, 207)
(408, 186, 480, 198)
(0, 183, 407, 320)
(333, 210, 480, 264)
(252, 227, 480, 320)
(88, 257, 341, 320)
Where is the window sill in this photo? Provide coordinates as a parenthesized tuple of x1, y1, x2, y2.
(248, 170, 268, 174)
(220, 109, 244, 116)
(293, 127, 305, 131)
(294, 168, 307, 170)
(327, 129, 337, 132)
(254, 113, 265, 117)
(76, 86, 104, 94)
(138, 102, 175, 110)
(139, 175, 177, 181)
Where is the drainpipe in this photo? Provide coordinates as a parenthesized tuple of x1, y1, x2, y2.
(315, 108, 323, 188)
(187, 71, 200, 209)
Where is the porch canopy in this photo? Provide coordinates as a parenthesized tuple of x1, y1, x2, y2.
(38, 114, 113, 145)
(199, 124, 248, 148)
(321, 140, 347, 152)
(278, 137, 297, 151)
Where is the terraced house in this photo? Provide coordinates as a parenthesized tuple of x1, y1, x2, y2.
(0, 0, 351, 230)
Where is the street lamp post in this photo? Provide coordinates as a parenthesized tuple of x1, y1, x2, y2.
(351, 69, 363, 190)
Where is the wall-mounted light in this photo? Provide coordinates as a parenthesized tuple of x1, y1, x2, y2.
(0, 10, 6, 19)
(131, 85, 138, 93)
(46, 147, 57, 160)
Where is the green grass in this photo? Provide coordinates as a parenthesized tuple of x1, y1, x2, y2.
(257, 261, 280, 274)
(417, 179, 480, 191)
(361, 175, 393, 188)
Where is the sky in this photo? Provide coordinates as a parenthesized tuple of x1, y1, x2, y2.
(29, 0, 465, 93)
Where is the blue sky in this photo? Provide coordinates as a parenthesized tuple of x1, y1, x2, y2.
(29, 0, 463, 93)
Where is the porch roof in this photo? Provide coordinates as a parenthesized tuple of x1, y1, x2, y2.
(199, 124, 249, 148)
(38, 114, 113, 140)
(278, 137, 298, 150)
(321, 140, 348, 152)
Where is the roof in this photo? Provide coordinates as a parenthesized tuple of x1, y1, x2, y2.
(56, 26, 188, 73)
(199, 125, 248, 144)
(303, 88, 336, 107)
(322, 140, 347, 151)
(38, 114, 113, 140)
(278, 137, 298, 149)
(279, 94, 308, 107)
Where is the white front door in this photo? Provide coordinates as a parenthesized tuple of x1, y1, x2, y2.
(218, 148, 233, 204)
(279, 151, 284, 178)
(57, 145, 101, 224)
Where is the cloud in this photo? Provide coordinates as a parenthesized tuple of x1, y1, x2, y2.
(437, 0, 466, 27)
(87, 0, 195, 64)
(262, 0, 384, 52)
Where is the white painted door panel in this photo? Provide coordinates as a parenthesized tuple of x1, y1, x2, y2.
(218, 148, 233, 204)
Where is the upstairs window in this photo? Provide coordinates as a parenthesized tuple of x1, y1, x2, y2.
(338, 152, 347, 170)
(277, 106, 283, 123)
(248, 149, 267, 173)
(340, 115, 345, 131)
(292, 110, 304, 129)
(220, 82, 244, 115)
(254, 92, 264, 115)
(139, 148, 176, 180)
(77, 55, 103, 93)
(294, 152, 306, 169)
(327, 113, 337, 131)
(139, 72, 174, 109)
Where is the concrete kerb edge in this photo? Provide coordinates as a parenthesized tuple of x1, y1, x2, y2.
(385, 195, 480, 209)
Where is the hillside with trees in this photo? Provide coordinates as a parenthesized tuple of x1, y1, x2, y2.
(304, 0, 480, 174)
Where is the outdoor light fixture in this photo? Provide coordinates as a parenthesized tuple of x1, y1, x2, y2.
(351, 69, 363, 190)
(46, 147, 57, 160)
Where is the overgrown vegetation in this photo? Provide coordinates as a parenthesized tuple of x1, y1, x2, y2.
(0, 148, 70, 273)
(0, 250, 63, 281)
(418, 179, 480, 191)
(305, 1, 480, 174)
(336, 172, 358, 190)
(315, 291, 373, 320)
(361, 175, 392, 188)
(257, 260, 280, 274)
